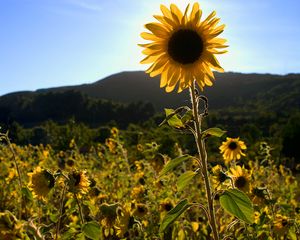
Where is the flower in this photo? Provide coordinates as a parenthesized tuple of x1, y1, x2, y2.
(140, 3, 227, 93)
(28, 167, 55, 200)
(219, 137, 247, 163)
(211, 165, 228, 188)
(67, 170, 90, 195)
(229, 165, 250, 192)
(132, 203, 148, 218)
(110, 127, 119, 138)
(273, 214, 289, 236)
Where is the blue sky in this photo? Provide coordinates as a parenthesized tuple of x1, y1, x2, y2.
(0, 0, 299, 95)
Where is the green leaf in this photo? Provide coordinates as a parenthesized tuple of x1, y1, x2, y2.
(82, 221, 101, 240)
(159, 155, 192, 177)
(177, 171, 197, 192)
(165, 108, 184, 128)
(202, 128, 226, 138)
(181, 110, 193, 124)
(21, 186, 33, 201)
(220, 189, 254, 224)
(159, 199, 191, 233)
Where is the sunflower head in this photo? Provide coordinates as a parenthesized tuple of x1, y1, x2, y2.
(229, 165, 251, 192)
(140, 3, 227, 93)
(211, 164, 228, 187)
(28, 167, 55, 200)
(67, 170, 90, 195)
(219, 137, 247, 164)
(273, 214, 289, 236)
(132, 203, 148, 218)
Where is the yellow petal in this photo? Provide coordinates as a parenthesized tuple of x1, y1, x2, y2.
(170, 4, 183, 24)
(140, 54, 161, 64)
(153, 15, 174, 29)
(145, 23, 168, 37)
(202, 52, 224, 72)
(140, 32, 160, 41)
(160, 4, 172, 19)
(160, 68, 170, 88)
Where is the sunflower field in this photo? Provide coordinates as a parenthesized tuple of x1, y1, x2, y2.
(1, 2, 300, 240)
(0, 124, 299, 239)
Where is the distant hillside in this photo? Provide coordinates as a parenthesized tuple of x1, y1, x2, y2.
(2, 71, 299, 112)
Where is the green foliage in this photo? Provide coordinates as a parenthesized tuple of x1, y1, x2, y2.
(159, 199, 191, 233)
(82, 221, 101, 240)
(159, 155, 192, 177)
(201, 128, 226, 139)
(177, 171, 198, 192)
(220, 189, 254, 224)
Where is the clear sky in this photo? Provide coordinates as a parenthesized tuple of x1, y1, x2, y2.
(0, 0, 299, 96)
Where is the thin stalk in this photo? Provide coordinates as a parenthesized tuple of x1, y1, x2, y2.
(55, 185, 66, 240)
(1, 133, 25, 219)
(190, 82, 219, 240)
(74, 193, 84, 224)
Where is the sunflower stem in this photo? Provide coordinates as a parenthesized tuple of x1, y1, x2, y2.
(55, 185, 66, 240)
(190, 82, 219, 240)
(74, 193, 84, 224)
(0, 132, 25, 219)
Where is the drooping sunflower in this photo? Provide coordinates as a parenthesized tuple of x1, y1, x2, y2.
(273, 214, 289, 236)
(67, 170, 90, 195)
(140, 3, 227, 93)
(132, 203, 148, 218)
(219, 137, 247, 164)
(211, 164, 228, 188)
(28, 166, 55, 200)
(229, 165, 251, 192)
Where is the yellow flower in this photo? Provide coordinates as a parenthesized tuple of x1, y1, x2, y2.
(105, 138, 117, 153)
(140, 3, 227, 93)
(99, 203, 118, 229)
(115, 204, 131, 238)
(229, 165, 250, 192)
(28, 167, 55, 200)
(110, 127, 119, 138)
(219, 137, 246, 163)
(211, 165, 228, 188)
(132, 203, 148, 218)
(67, 170, 90, 195)
(273, 214, 289, 236)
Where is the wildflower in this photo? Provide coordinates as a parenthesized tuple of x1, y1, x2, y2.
(67, 170, 90, 195)
(131, 185, 145, 199)
(28, 167, 55, 200)
(136, 144, 143, 152)
(99, 203, 118, 229)
(211, 165, 228, 187)
(273, 214, 289, 236)
(219, 137, 247, 164)
(110, 127, 119, 138)
(105, 138, 117, 153)
(229, 165, 250, 192)
(140, 3, 227, 92)
(159, 198, 174, 212)
(115, 204, 132, 238)
(132, 203, 148, 218)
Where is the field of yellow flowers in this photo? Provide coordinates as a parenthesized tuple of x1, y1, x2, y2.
(0, 126, 299, 240)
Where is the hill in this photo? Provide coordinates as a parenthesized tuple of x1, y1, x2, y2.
(1, 71, 299, 113)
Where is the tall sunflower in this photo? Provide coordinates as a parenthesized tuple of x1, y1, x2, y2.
(229, 165, 251, 192)
(219, 137, 247, 164)
(67, 170, 90, 195)
(28, 166, 55, 200)
(140, 3, 227, 92)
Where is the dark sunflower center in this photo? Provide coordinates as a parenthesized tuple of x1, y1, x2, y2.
(228, 142, 238, 150)
(235, 176, 247, 189)
(73, 173, 81, 186)
(164, 203, 173, 212)
(137, 206, 146, 213)
(168, 29, 203, 64)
